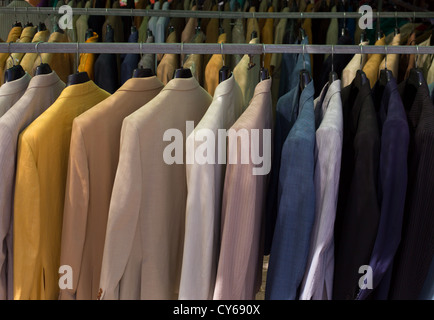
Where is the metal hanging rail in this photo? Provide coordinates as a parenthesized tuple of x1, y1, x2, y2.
(1, 43, 434, 55)
(0, 7, 433, 19)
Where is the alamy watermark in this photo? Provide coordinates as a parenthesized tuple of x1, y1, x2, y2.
(163, 121, 271, 176)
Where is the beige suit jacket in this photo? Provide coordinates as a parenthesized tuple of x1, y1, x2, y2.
(157, 31, 179, 85)
(0, 72, 31, 118)
(59, 77, 163, 301)
(0, 71, 64, 300)
(379, 33, 401, 79)
(213, 79, 273, 300)
(99, 77, 212, 300)
(179, 75, 244, 300)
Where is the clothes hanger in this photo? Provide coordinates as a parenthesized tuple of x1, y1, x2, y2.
(407, 45, 425, 88)
(379, 45, 393, 86)
(251, 30, 258, 40)
(356, 42, 368, 85)
(4, 42, 25, 83)
(106, 23, 113, 34)
(54, 22, 65, 34)
(66, 42, 91, 86)
(329, 44, 338, 84)
(85, 28, 94, 41)
(173, 42, 193, 78)
(299, 43, 311, 93)
(218, 42, 231, 83)
(133, 42, 155, 78)
(394, 8, 400, 36)
(34, 42, 52, 76)
(38, 22, 47, 32)
(260, 43, 270, 81)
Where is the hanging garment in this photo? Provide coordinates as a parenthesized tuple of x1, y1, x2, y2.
(341, 40, 369, 88)
(258, 0, 269, 31)
(231, 18, 245, 69)
(245, 6, 260, 43)
(19, 29, 50, 76)
(233, 37, 260, 110)
(134, 0, 147, 30)
(155, 1, 171, 45)
(0, 73, 31, 118)
(94, 27, 120, 94)
(156, 30, 179, 85)
(204, 33, 227, 97)
(59, 76, 163, 301)
(260, 6, 274, 72)
(420, 257, 434, 300)
(87, 0, 105, 44)
(5, 26, 37, 70)
(13, 80, 110, 300)
(378, 33, 401, 79)
(72, 0, 83, 43)
(324, 5, 338, 61)
(147, 1, 161, 41)
(99, 77, 212, 300)
(333, 71, 381, 300)
(65, 0, 77, 43)
(0, 71, 64, 301)
(0, 0, 32, 42)
(316, 34, 353, 98)
(120, 29, 140, 85)
(179, 75, 244, 300)
(0, 26, 23, 85)
(204, 5, 219, 67)
(184, 31, 206, 86)
(302, 2, 314, 70)
(222, 1, 232, 43)
(356, 76, 409, 300)
(138, 34, 156, 73)
(266, 78, 316, 300)
(76, 0, 92, 44)
(264, 38, 310, 256)
(180, 6, 198, 63)
(299, 79, 343, 300)
(32, 31, 74, 84)
(102, 0, 124, 42)
(214, 78, 273, 300)
(388, 74, 434, 300)
(363, 36, 386, 88)
(138, 4, 151, 43)
(78, 31, 99, 81)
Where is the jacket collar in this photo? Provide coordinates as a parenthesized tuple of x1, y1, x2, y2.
(163, 76, 200, 92)
(251, 78, 272, 100)
(118, 76, 164, 93)
(27, 71, 63, 89)
(58, 80, 101, 99)
(0, 72, 31, 96)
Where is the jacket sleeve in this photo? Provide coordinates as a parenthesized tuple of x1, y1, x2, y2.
(13, 135, 41, 300)
(98, 119, 142, 300)
(58, 122, 89, 300)
(0, 130, 13, 300)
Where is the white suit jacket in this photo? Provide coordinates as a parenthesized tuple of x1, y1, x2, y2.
(99, 77, 212, 300)
(299, 80, 343, 300)
(0, 71, 64, 300)
(179, 76, 244, 300)
(0, 73, 31, 118)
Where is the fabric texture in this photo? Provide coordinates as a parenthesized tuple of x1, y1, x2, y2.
(0, 71, 64, 300)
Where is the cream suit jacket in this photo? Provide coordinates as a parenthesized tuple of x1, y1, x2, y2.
(99, 77, 212, 300)
(233, 37, 260, 110)
(59, 77, 163, 300)
(0, 72, 64, 300)
(0, 73, 31, 118)
(213, 79, 273, 300)
(179, 76, 244, 300)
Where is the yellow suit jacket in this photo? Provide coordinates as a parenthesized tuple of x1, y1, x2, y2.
(78, 32, 99, 81)
(363, 36, 386, 88)
(6, 26, 36, 70)
(14, 80, 110, 300)
(20, 30, 50, 76)
(0, 26, 22, 86)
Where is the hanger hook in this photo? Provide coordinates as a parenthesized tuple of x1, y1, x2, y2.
(35, 41, 43, 65)
(384, 45, 388, 70)
(220, 42, 225, 66)
(302, 43, 306, 70)
(140, 41, 143, 59)
(262, 43, 266, 68)
(359, 42, 363, 71)
(8, 42, 15, 67)
(180, 42, 184, 67)
(331, 44, 334, 74)
(415, 44, 419, 69)
(76, 42, 80, 72)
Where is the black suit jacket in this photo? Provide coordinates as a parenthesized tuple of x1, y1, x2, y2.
(94, 28, 119, 94)
(333, 71, 381, 300)
(388, 72, 434, 300)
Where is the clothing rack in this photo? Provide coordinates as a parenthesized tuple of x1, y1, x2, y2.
(0, 7, 433, 19)
(1, 43, 434, 54)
